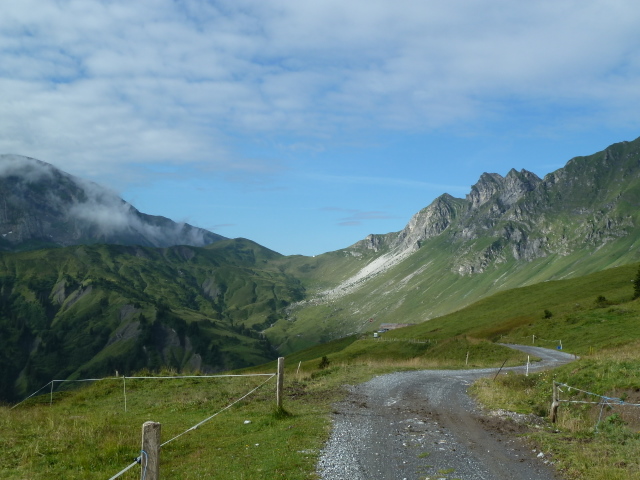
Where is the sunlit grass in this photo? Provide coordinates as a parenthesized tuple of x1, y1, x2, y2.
(0, 361, 426, 480)
(4, 262, 640, 478)
(470, 341, 640, 480)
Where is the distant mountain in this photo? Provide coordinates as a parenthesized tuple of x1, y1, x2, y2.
(271, 136, 640, 352)
(0, 154, 225, 251)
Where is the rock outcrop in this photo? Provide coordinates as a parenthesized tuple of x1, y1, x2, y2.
(342, 136, 640, 287)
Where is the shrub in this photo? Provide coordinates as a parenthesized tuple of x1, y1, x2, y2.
(634, 265, 640, 299)
(318, 356, 330, 370)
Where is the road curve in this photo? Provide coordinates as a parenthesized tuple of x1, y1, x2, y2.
(317, 345, 575, 480)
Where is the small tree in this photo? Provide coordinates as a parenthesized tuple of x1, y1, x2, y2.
(318, 356, 330, 370)
(543, 309, 553, 319)
(634, 265, 640, 300)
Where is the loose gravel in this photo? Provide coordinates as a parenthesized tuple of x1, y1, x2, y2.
(317, 345, 575, 480)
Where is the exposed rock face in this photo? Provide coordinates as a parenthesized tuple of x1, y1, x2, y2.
(345, 136, 640, 281)
(353, 234, 387, 252)
(0, 154, 226, 251)
(393, 194, 465, 251)
(467, 172, 505, 209)
(499, 169, 542, 208)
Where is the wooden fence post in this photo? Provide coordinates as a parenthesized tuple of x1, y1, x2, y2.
(550, 382, 559, 423)
(141, 421, 161, 480)
(276, 357, 284, 410)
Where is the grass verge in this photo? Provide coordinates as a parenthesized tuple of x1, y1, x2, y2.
(0, 361, 427, 480)
(470, 342, 640, 480)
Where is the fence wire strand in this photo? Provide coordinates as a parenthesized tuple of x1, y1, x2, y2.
(11, 373, 276, 409)
(557, 382, 640, 407)
(105, 372, 276, 479)
(10, 381, 53, 409)
(161, 373, 276, 447)
(107, 459, 138, 480)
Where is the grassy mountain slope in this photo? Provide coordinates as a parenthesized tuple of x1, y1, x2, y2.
(281, 261, 640, 370)
(0, 238, 304, 401)
(267, 137, 640, 353)
(386, 262, 640, 351)
(269, 234, 640, 353)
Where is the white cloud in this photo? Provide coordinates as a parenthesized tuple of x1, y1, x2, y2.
(0, 0, 639, 181)
(0, 154, 56, 182)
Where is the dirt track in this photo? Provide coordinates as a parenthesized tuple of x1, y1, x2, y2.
(317, 345, 575, 480)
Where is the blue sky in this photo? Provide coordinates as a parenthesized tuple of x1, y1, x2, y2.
(2, 1, 640, 256)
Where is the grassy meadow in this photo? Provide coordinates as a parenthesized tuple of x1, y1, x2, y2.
(1, 369, 335, 479)
(0, 341, 534, 480)
(2, 263, 640, 479)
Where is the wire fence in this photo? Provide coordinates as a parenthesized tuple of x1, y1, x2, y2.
(11, 373, 275, 411)
(106, 373, 276, 480)
(554, 381, 640, 431)
(9, 370, 281, 479)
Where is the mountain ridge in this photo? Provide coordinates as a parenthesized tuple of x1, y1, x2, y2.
(2, 136, 640, 399)
(351, 136, 639, 276)
(267, 136, 640, 352)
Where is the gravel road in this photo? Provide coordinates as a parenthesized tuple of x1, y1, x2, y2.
(317, 345, 576, 480)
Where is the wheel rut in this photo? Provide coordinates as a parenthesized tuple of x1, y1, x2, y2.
(317, 345, 575, 480)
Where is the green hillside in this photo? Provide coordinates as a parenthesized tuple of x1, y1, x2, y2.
(3, 261, 640, 479)
(281, 261, 640, 371)
(269, 239, 640, 354)
(386, 262, 640, 350)
(0, 239, 304, 401)
(267, 137, 640, 353)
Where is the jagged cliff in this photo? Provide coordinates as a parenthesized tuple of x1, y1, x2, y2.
(348, 137, 640, 277)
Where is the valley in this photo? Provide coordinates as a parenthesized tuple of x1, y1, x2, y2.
(2, 136, 640, 402)
(1, 136, 640, 478)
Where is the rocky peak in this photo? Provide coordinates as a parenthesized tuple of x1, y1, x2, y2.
(466, 173, 504, 209)
(499, 169, 541, 207)
(393, 194, 465, 251)
(466, 169, 541, 210)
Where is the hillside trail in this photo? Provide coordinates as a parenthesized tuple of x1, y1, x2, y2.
(317, 345, 576, 480)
